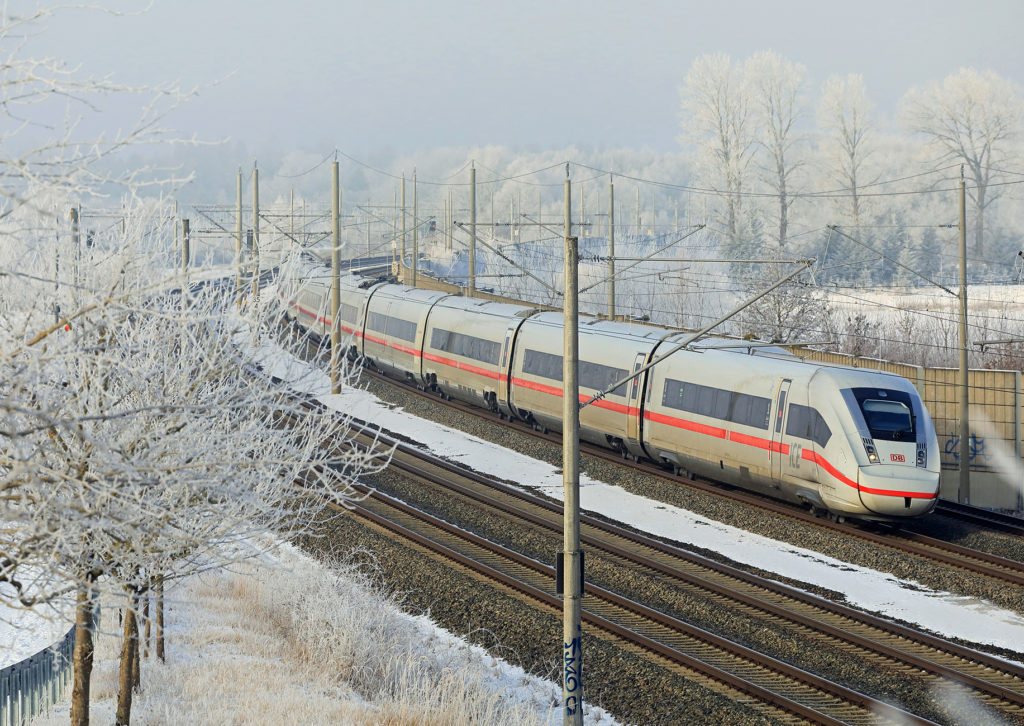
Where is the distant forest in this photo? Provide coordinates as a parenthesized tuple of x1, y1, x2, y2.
(163, 54, 1023, 292)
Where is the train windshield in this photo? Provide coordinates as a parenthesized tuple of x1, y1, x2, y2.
(848, 387, 915, 442)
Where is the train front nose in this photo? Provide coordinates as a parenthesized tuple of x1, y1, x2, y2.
(857, 466, 939, 517)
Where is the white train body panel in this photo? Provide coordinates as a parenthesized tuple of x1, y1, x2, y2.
(422, 297, 532, 409)
(278, 257, 940, 521)
(361, 285, 448, 379)
(508, 313, 668, 449)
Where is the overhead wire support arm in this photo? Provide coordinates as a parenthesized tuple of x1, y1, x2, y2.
(827, 224, 956, 297)
(453, 220, 561, 295)
(579, 259, 815, 410)
(587, 256, 806, 264)
(578, 225, 705, 294)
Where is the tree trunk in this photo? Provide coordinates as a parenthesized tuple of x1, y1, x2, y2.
(115, 593, 138, 726)
(156, 576, 165, 662)
(131, 589, 141, 690)
(70, 586, 95, 726)
(142, 588, 150, 659)
(974, 184, 986, 259)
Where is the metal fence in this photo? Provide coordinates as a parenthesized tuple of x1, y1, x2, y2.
(0, 627, 75, 726)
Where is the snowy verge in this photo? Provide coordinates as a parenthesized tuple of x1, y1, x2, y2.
(29, 538, 619, 726)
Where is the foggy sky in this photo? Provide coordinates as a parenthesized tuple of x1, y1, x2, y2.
(24, 0, 1024, 157)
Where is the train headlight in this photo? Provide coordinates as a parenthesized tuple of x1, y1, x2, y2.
(916, 443, 927, 468)
(862, 437, 879, 464)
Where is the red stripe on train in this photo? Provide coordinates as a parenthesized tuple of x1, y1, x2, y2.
(285, 294, 937, 501)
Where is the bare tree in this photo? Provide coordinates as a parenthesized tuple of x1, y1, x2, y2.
(817, 74, 876, 227)
(737, 261, 831, 344)
(747, 51, 807, 250)
(902, 68, 1024, 257)
(1, 198, 384, 726)
(680, 54, 757, 248)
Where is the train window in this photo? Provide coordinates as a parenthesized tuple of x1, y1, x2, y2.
(367, 312, 418, 343)
(786, 404, 832, 448)
(430, 328, 500, 365)
(732, 393, 771, 430)
(339, 303, 359, 324)
(524, 349, 563, 381)
(579, 360, 628, 397)
(662, 379, 770, 430)
(849, 388, 915, 442)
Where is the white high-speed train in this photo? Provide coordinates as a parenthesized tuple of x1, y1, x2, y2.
(279, 254, 940, 521)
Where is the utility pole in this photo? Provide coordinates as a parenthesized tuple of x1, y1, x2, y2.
(469, 163, 476, 297)
(251, 162, 260, 300)
(290, 189, 295, 249)
(366, 208, 371, 257)
(561, 164, 583, 726)
(412, 170, 418, 286)
(580, 186, 585, 238)
(608, 177, 615, 319)
(331, 159, 342, 395)
(70, 205, 79, 282)
(235, 169, 243, 307)
(635, 187, 640, 236)
(447, 189, 453, 252)
(181, 218, 190, 276)
(401, 174, 407, 283)
(958, 167, 971, 503)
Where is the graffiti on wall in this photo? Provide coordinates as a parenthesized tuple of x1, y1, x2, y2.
(943, 433, 988, 465)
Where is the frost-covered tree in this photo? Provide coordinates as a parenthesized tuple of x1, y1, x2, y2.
(0, 9, 381, 724)
(747, 51, 807, 250)
(818, 74, 876, 227)
(901, 68, 1024, 258)
(736, 261, 831, 344)
(680, 54, 757, 249)
(1, 209, 381, 725)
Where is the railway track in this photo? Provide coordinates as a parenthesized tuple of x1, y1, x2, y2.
(260, 321, 1024, 723)
(936, 498, 1024, 536)
(334, 413, 1024, 724)
(349, 481, 933, 725)
(358, 366, 1024, 589)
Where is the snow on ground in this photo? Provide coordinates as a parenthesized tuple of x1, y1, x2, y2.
(6, 282, 1022, 721)
(244, 305, 1024, 661)
(0, 581, 71, 669)
(31, 540, 618, 726)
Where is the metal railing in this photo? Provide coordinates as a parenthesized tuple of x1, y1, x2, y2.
(0, 627, 75, 726)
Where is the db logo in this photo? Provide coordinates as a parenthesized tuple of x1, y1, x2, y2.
(890, 453, 906, 463)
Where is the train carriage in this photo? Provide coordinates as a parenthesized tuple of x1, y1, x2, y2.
(508, 313, 662, 449)
(361, 285, 448, 380)
(421, 297, 530, 410)
(278, 257, 332, 336)
(643, 346, 801, 497)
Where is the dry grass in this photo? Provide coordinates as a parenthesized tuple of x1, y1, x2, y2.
(30, 543, 574, 725)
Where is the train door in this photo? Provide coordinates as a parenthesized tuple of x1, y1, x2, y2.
(770, 379, 792, 480)
(625, 352, 648, 451)
(496, 322, 517, 416)
(376, 299, 396, 369)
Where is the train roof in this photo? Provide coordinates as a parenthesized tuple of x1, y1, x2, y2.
(431, 294, 536, 319)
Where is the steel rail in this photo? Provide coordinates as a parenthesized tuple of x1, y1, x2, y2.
(349, 490, 934, 726)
